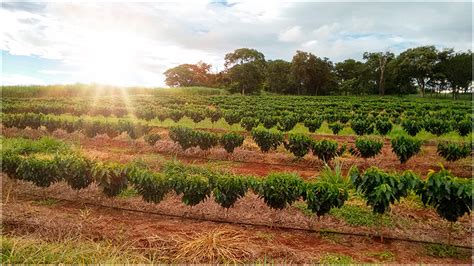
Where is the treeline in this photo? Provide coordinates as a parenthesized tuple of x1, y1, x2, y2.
(163, 46, 472, 99)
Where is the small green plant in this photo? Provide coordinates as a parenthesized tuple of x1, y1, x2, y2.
(437, 142, 471, 162)
(351, 137, 383, 159)
(424, 118, 451, 136)
(195, 131, 219, 151)
(260, 116, 278, 129)
(169, 126, 197, 150)
(284, 133, 314, 158)
(455, 119, 472, 137)
(424, 243, 470, 259)
(240, 117, 259, 131)
(304, 117, 323, 133)
(375, 119, 393, 135)
(129, 167, 171, 203)
(277, 114, 298, 132)
(401, 119, 422, 136)
(319, 253, 354, 264)
(223, 111, 242, 126)
(220, 132, 244, 153)
(351, 118, 374, 135)
(212, 174, 248, 208)
(390, 135, 422, 164)
(311, 139, 339, 163)
(92, 162, 129, 197)
(144, 132, 161, 146)
(251, 128, 284, 153)
(256, 173, 303, 210)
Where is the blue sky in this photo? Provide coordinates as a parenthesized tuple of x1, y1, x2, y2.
(1, 1, 472, 87)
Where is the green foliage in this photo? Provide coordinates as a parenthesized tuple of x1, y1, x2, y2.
(92, 162, 129, 197)
(304, 181, 348, 217)
(144, 132, 161, 146)
(401, 119, 422, 136)
(375, 119, 393, 135)
(284, 133, 314, 158)
(277, 114, 298, 132)
(212, 174, 248, 208)
(311, 139, 339, 162)
(437, 142, 471, 162)
(256, 173, 303, 210)
(304, 117, 323, 133)
(220, 132, 245, 153)
(251, 128, 284, 153)
(455, 119, 472, 137)
(350, 167, 421, 214)
(390, 135, 422, 163)
(240, 117, 259, 131)
(328, 122, 344, 135)
(351, 119, 374, 135)
(330, 205, 393, 227)
(424, 118, 451, 136)
(128, 167, 171, 204)
(169, 126, 196, 150)
(56, 153, 93, 190)
(187, 108, 206, 124)
(195, 131, 219, 151)
(16, 156, 59, 187)
(223, 111, 242, 125)
(424, 244, 470, 259)
(351, 137, 383, 159)
(260, 116, 278, 129)
(419, 168, 472, 222)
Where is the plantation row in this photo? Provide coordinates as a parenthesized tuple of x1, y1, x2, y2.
(2, 113, 471, 163)
(1, 138, 471, 227)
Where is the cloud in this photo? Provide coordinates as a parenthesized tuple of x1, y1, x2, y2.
(1, 73, 46, 86)
(1, 1, 472, 86)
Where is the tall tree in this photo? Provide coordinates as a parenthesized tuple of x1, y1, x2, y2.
(265, 59, 293, 94)
(363, 51, 394, 96)
(163, 61, 214, 87)
(335, 59, 366, 95)
(224, 48, 266, 95)
(437, 51, 472, 99)
(290, 51, 332, 95)
(397, 46, 438, 97)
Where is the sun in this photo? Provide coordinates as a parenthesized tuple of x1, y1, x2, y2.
(79, 32, 139, 86)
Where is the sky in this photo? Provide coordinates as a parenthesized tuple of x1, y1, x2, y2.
(1, 0, 472, 87)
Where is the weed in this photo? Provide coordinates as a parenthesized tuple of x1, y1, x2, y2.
(424, 244, 470, 259)
(329, 204, 393, 227)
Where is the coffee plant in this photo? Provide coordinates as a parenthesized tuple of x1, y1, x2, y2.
(251, 128, 284, 153)
(328, 122, 344, 135)
(220, 132, 245, 153)
(277, 114, 298, 132)
(144, 132, 162, 146)
(92, 162, 129, 197)
(351, 137, 383, 159)
(375, 119, 393, 135)
(212, 173, 249, 208)
(284, 133, 314, 158)
(351, 118, 374, 135)
(240, 117, 260, 131)
(437, 142, 471, 162)
(311, 139, 339, 162)
(401, 119, 422, 136)
(256, 172, 304, 210)
(390, 135, 422, 164)
(304, 117, 323, 133)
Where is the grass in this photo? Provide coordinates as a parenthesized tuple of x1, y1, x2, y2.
(329, 205, 393, 227)
(366, 250, 395, 262)
(1, 136, 70, 155)
(0, 236, 154, 264)
(118, 187, 139, 199)
(318, 253, 354, 264)
(424, 243, 471, 259)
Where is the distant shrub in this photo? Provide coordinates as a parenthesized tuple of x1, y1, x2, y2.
(220, 132, 245, 153)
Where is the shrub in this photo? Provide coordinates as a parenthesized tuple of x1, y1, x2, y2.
(224, 111, 242, 126)
(169, 110, 184, 122)
(187, 109, 206, 124)
(169, 126, 197, 150)
(92, 162, 129, 197)
(144, 132, 161, 146)
(56, 153, 93, 190)
(240, 117, 259, 131)
(351, 137, 383, 159)
(195, 131, 219, 151)
(304, 118, 323, 133)
(220, 132, 244, 153)
(351, 119, 374, 135)
(129, 168, 171, 204)
(261, 116, 278, 129)
(206, 108, 223, 123)
(212, 174, 248, 208)
(455, 119, 472, 137)
(277, 115, 298, 132)
(174, 173, 211, 206)
(401, 119, 422, 136)
(424, 118, 451, 136)
(419, 168, 472, 222)
(304, 181, 348, 217)
(328, 122, 344, 135)
(311, 139, 339, 162)
(284, 134, 314, 158)
(390, 135, 422, 164)
(375, 119, 393, 135)
(256, 173, 303, 210)
(16, 156, 59, 188)
(251, 128, 284, 153)
(437, 142, 471, 162)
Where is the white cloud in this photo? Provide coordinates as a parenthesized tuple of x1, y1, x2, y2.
(1, 73, 46, 85)
(279, 26, 304, 43)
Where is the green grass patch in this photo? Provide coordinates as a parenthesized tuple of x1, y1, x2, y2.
(424, 243, 471, 259)
(329, 205, 393, 227)
(319, 253, 354, 264)
(366, 251, 395, 262)
(1, 136, 70, 155)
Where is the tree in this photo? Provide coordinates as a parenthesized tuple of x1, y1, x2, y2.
(397, 46, 438, 97)
(265, 59, 293, 94)
(290, 51, 332, 95)
(163, 61, 215, 87)
(335, 59, 367, 95)
(437, 50, 472, 100)
(224, 48, 266, 95)
(363, 51, 394, 96)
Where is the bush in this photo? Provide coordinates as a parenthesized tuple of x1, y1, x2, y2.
(251, 128, 284, 153)
(311, 139, 339, 162)
(351, 137, 383, 159)
(129, 168, 171, 204)
(304, 118, 323, 133)
(212, 174, 248, 208)
(220, 132, 244, 153)
(169, 126, 197, 150)
(375, 119, 393, 135)
(437, 142, 471, 162)
(224, 111, 242, 126)
(56, 153, 93, 190)
(144, 133, 161, 146)
(92, 162, 129, 197)
(261, 116, 278, 129)
(187, 109, 206, 124)
(455, 119, 472, 137)
(401, 119, 422, 136)
(173, 173, 211, 206)
(195, 131, 219, 151)
(256, 173, 303, 210)
(328, 122, 344, 135)
(351, 119, 374, 135)
(424, 118, 451, 136)
(419, 168, 472, 222)
(277, 115, 298, 132)
(206, 108, 223, 123)
(169, 110, 184, 122)
(390, 135, 422, 164)
(284, 133, 314, 158)
(304, 181, 348, 217)
(240, 117, 259, 131)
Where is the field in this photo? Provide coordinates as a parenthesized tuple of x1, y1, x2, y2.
(1, 85, 472, 264)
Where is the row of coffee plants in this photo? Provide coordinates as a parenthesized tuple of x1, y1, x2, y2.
(2, 143, 471, 230)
